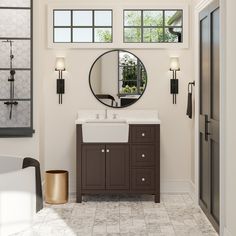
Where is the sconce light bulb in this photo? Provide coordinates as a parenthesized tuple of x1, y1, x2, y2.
(170, 57, 180, 71)
(55, 57, 66, 71)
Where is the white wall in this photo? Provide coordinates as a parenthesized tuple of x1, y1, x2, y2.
(40, 0, 195, 193)
(101, 51, 118, 100)
(90, 59, 102, 94)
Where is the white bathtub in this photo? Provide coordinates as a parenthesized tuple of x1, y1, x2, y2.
(0, 156, 42, 236)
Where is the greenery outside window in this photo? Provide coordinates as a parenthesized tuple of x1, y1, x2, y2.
(53, 10, 112, 43)
(124, 9, 183, 43)
(118, 52, 147, 96)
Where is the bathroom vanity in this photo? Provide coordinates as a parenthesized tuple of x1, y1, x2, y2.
(76, 110, 160, 203)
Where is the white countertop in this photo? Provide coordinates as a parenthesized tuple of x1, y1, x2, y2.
(75, 110, 161, 125)
(75, 118, 161, 125)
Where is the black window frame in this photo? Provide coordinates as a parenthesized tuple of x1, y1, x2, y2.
(123, 9, 183, 43)
(53, 9, 113, 43)
(0, 0, 34, 137)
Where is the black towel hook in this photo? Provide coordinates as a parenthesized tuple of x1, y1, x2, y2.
(188, 81, 195, 93)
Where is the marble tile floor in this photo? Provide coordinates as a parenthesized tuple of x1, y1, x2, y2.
(12, 194, 218, 236)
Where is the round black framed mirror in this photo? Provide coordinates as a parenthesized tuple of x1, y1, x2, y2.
(89, 50, 147, 108)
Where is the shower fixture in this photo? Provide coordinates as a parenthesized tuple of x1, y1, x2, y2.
(3, 40, 18, 119)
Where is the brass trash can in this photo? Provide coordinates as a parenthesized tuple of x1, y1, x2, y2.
(45, 170, 68, 204)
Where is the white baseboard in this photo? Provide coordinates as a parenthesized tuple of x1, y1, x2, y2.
(68, 180, 196, 198)
(161, 180, 196, 199)
(224, 228, 233, 236)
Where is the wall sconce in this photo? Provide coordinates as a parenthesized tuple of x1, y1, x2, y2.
(169, 57, 180, 104)
(55, 57, 66, 104)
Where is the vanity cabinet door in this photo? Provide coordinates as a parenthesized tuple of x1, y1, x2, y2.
(106, 144, 129, 190)
(82, 144, 106, 190)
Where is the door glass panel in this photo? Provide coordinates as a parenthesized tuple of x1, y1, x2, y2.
(0, 0, 30, 7)
(0, 101, 31, 127)
(0, 9, 30, 38)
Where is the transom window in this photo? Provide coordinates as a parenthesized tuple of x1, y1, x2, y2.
(123, 10, 183, 43)
(53, 10, 113, 43)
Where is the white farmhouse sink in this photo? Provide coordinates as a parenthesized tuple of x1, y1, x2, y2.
(82, 119, 129, 143)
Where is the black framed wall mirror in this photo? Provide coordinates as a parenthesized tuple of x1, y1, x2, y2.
(89, 50, 147, 108)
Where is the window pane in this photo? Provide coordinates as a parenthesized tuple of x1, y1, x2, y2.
(0, 101, 31, 127)
(124, 28, 141, 42)
(54, 11, 71, 26)
(73, 11, 92, 26)
(164, 28, 182, 42)
(143, 28, 164, 43)
(54, 28, 71, 42)
(94, 28, 112, 42)
(143, 11, 163, 26)
(0, 40, 31, 68)
(73, 28, 92, 42)
(0, 0, 30, 7)
(124, 11, 141, 26)
(0, 71, 31, 99)
(0, 9, 30, 37)
(94, 11, 112, 26)
(165, 10, 182, 26)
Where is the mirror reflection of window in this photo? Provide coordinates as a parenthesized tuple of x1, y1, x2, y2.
(89, 50, 147, 108)
(118, 52, 147, 96)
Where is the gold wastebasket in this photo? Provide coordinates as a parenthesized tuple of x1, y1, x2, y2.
(45, 170, 68, 204)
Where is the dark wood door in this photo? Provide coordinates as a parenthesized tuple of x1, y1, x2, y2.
(106, 144, 129, 190)
(199, 0, 220, 232)
(82, 144, 106, 190)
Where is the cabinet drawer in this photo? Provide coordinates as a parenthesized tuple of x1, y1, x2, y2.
(131, 145, 155, 167)
(131, 169, 155, 191)
(130, 125, 155, 143)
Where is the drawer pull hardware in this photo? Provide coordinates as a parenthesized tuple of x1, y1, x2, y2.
(141, 154, 145, 158)
(101, 149, 105, 153)
(141, 133, 145, 137)
(106, 149, 110, 153)
(141, 178, 146, 182)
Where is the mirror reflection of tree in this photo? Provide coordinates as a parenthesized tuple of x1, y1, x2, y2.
(118, 52, 147, 96)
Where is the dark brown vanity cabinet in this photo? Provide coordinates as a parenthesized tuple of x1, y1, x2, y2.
(82, 145, 106, 190)
(82, 144, 129, 191)
(76, 124, 160, 203)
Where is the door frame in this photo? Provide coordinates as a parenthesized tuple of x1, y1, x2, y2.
(194, 0, 225, 235)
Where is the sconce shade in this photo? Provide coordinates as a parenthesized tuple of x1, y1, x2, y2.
(170, 57, 180, 71)
(55, 57, 66, 71)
